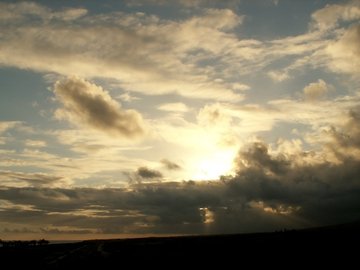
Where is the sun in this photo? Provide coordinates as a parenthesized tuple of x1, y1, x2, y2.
(191, 149, 236, 180)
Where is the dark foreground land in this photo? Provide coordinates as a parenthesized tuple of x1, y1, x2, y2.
(1, 222, 359, 268)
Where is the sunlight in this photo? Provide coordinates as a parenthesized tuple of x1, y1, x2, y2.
(191, 149, 236, 180)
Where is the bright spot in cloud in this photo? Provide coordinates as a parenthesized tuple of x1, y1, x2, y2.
(191, 149, 236, 180)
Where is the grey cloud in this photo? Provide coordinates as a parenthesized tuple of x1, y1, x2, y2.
(137, 167, 163, 179)
(235, 142, 290, 175)
(54, 77, 145, 139)
(1, 109, 360, 235)
(124, 167, 164, 184)
(161, 159, 182, 170)
(225, 107, 360, 226)
(326, 107, 360, 157)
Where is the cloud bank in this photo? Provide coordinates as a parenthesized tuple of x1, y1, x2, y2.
(1, 107, 360, 236)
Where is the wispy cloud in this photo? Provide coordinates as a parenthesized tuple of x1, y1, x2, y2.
(158, 102, 190, 113)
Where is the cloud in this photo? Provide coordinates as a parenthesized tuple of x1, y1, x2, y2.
(311, 1, 360, 31)
(197, 103, 232, 127)
(0, 170, 65, 188)
(325, 24, 360, 76)
(325, 107, 360, 160)
(0, 121, 21, 134)
(157, 103, 189, 113)
(187, 8, 243, 31)
(0, 1, 87, 22)
(0, 3, 244, 102)
(25, 140, 47, 148)
(117, 92, 140, 103)
(303, 79, 329, 102)
(54, 77, 146, 139)
(137, 167, 163, 179)
(1, 107, 359, 236)
(0, 1, 357, 105)
(161, 159, 182, 170)
(267, 71, 290, 82)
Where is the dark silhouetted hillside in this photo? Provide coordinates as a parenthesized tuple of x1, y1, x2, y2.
(1, 221, 359, 268)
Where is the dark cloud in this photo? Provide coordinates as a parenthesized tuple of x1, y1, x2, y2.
(161, 159, 182, 170)
(54, 77, 145, 139)
(1, 109, 360, 236)
(137, 167, 163, 179)
(328, 107, 360, 150)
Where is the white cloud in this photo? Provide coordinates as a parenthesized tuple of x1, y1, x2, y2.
(0, 121, 21, 134)
(303, 79, 329, 102)
(157, 102, 189, 113)
(117, 92, 140, 103)
(0, 4, 245, 102)
(267, 70, 290, 82)
(231, 83, 250, 91)
(54, 77, 146, 139)
(325, 24, 360, 76)
(25, 140, 47, 148)
(0, 1, 357, 105)
(311, 1, 360, 31)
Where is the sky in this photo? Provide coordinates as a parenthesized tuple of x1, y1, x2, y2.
(0, 0, 360, 240)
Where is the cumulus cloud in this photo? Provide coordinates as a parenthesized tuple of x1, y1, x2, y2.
(325, 24, 360, 76)
(54, 77, 146, 139)
(325, 107, 360, 160)
(1, 107, 360, 236)
(303, 79, 329, 102)
(311, 1, 360, 30)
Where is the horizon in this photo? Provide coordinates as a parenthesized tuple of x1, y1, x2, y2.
(1, 0, 360, 240)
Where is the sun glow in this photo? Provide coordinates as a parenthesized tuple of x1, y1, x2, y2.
(191, 149, 236, 180)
